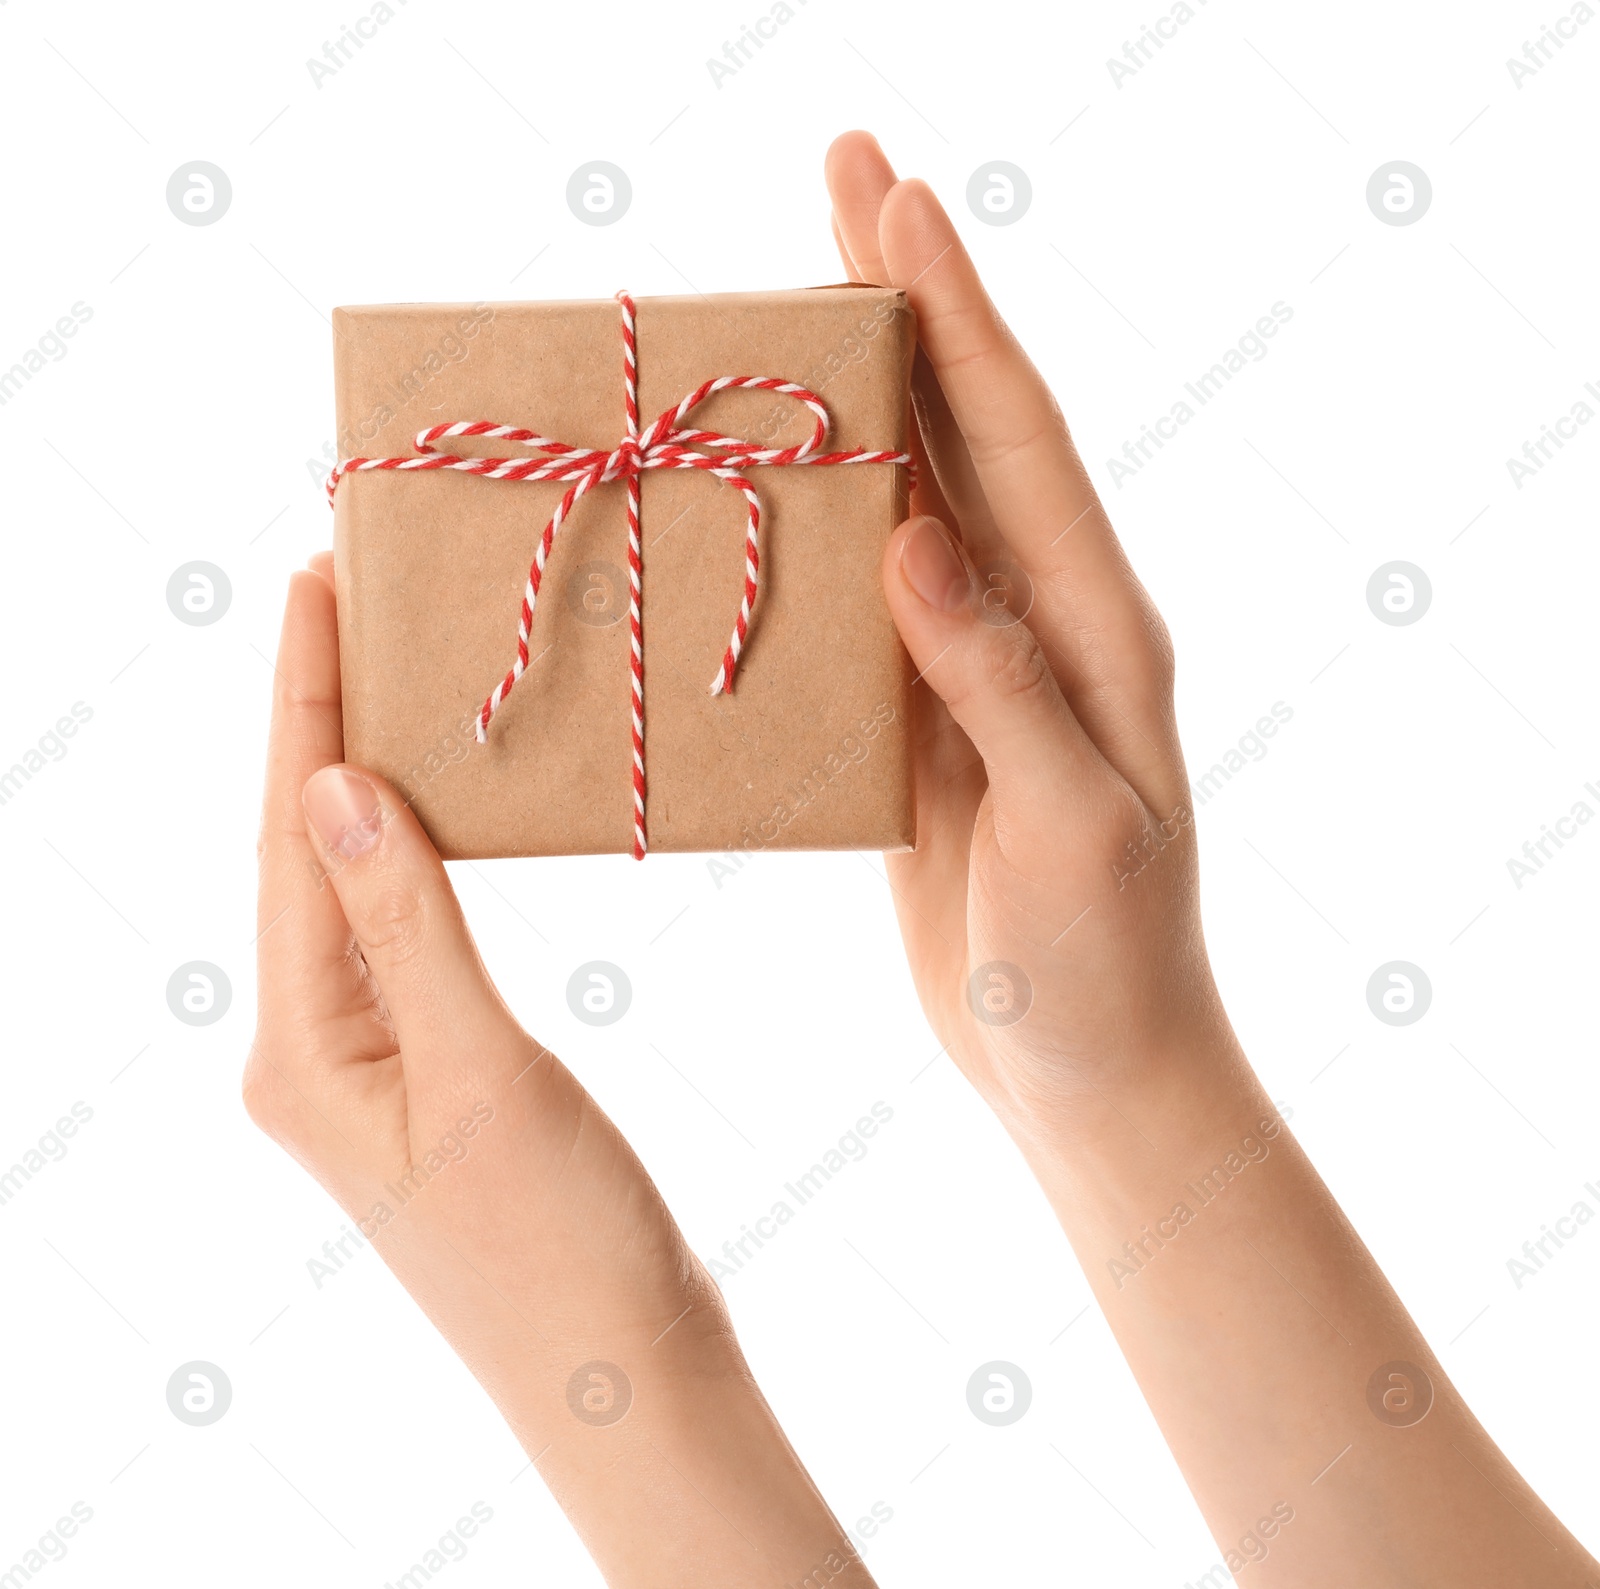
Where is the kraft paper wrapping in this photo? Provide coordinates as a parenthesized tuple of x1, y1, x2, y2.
(331, 287, 916, 858)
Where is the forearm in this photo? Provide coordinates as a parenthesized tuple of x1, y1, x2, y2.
(489, 1308, 864, 1589)
(1008, 1029, 1597, 1586)
(367, 1058, 872, 1589)
(479, 1291, 865, 1589)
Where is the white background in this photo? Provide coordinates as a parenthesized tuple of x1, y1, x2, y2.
(1, 0, 1597, 1583)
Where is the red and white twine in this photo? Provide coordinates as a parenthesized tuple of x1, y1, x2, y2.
(327, 291, 909, 859)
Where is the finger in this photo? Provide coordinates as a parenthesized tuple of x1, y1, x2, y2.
(897, 353, 958, 530)
(256, 571, 356, 1034)
(876, 179, 1107, 568)
(827, 137, 997, 541)
(250, 568, 402, 1160)
(906, 355, 1174, 799)
(825, 141, 1141, 628)
(831, 214, 862, 282)
(908, 349, 1007, 568)
(878, 178, 1184, 805)
(831, 144, 1145, 656)
(827, 139, 1181, 807)
(827, 143, 1112, 642)
(300, 764, 523, 1088)
(884, 516, 1111, 839)
(914, 318, 1178, 823)
(825, 130, 896, 286)
(307, 548, 334, 586)
(826, 143, 956, 528)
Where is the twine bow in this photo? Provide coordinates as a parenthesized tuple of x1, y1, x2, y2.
(327, 291, 910, 858)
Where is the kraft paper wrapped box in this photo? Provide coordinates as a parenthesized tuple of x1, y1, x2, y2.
(330, 287, 917, 859)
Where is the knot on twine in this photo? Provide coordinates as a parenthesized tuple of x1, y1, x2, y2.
(327, 290, 911, 858)
(609, 434, 645, 478)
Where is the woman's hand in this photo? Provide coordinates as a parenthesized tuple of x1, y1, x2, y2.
(826, 134, 1233, 1145)
(248, 554, 700, 1353)
(246, 554, 875, 1589)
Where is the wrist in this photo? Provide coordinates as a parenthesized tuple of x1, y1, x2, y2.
(996, 1003, 1269, 1198)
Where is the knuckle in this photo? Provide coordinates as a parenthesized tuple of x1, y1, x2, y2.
(1101, 786, 1196, 893)
(355, 881, 428, 962)
(242, 1045, 294, 1140)
(1139, 606, 1177, 697)
(982, 627, 1055, 707)
(967, 414, 1058, 472)
(1104, 585, 1177, 705)
(240, 1072, 269, 1133)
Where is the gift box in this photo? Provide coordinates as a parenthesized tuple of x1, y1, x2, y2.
(329, 287, 917, 859)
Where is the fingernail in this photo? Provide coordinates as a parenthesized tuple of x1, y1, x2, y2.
(899, 516, 971, 613)
(304, 767, 383, 860)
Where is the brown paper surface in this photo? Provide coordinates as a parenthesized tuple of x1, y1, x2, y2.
(331, 288, 915, 859)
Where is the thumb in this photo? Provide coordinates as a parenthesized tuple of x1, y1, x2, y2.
(884, 516, 1106, 820)
(301, 764, 514, 1060)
